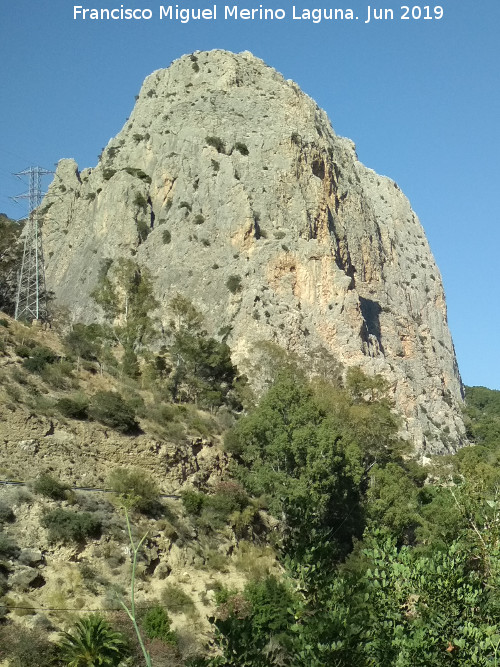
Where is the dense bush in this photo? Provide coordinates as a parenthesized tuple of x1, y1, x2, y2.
(41, 508, 101, 543)
(22, 345, 57, 373)
(166, 295, 239, 408)
(181, 489, 205, 516)
(225, 371, 366, 561)
(161, 583, 195, 614)
(0, 500, 14, 524)
(56, 396, 89, 420)
(33, 473, 70, 500)
(465, 385, 500, 449)
(122, 346, 140, 378)
(88, 391, 139, 433)
(181, 482, 252, 533)
(108, 467, 160, 513)
(226, 275, 242, 294)
(136, 219, 150, 242)
(64, 323, 105, 362)
(142, 605, 178, 644)
(0, 530, 19, 558)
(133, 193, 148, 210)
(211, 577, 296, 666)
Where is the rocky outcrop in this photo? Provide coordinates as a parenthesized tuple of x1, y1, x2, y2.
(40, 50, 464, 454)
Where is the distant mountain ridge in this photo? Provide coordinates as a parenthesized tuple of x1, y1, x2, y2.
(40, 49, 465, 454)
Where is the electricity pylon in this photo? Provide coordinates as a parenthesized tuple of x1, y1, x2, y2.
(13, 166, 52, 322)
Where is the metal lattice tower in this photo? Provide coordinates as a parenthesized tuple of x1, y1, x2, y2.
(13, 167, 52, 322)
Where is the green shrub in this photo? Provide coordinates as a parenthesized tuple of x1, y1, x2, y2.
(204, 550, 229, 572)
(0, 531, 19, 558)
(234, 142, 249, 156)
(64, 323, 104, 361)
(108, 467, 160, 513)
(226, 275, 242, 294)
(33, 474, 70, 500)
(206, 136, 225, 153)
(22, 346, 57, 373)
(181, 490, 205, 516)
(122, 346, 140, 378)
(133, 193, 148, 211)
(142, 605, 178, 644)
(88, 391, 139, 433)
(14, 345, 32, 358)
(161, 583, 195, 614)
(0, 319, 9, 327)
(208, 481, 249, 519)
(137, 219, 150, 242)
(56, 396, 89, 420)
(194, 214, 205, 225)
(124, 167, 152, 184)
(103, 169, 116, 181)
(162, 229, 171, 244)
(39, 361, 74, 389)
(179, 201, 192, 212)
(211, 159, 220, 173)
(41, 508, 101, 544)
(0, 501, 14, 524)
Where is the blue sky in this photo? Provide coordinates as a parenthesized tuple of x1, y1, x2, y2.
(1, 0, 499, 389)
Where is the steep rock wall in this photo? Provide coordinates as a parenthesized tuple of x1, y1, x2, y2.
(41, 50, 465, 454)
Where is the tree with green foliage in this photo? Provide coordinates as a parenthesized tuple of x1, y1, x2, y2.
(225, 370, 365, 562)
(57, 614, 128, 666)
(355, 531, 500, 666)
(166, 294, 238, 408)
(465, 385, 500, 450)
(88, 391, 139, 433)
(210, 577, 297, 667)
(122, 346, 140, 378)
(91, 258, 159, 351)
(64, 322, 113, 368)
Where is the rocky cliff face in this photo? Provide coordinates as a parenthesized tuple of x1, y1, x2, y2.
(41, 49, 464, 454)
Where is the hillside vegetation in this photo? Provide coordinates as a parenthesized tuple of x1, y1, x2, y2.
(0, 293, 499, 665)
(0, 214, 22, 315)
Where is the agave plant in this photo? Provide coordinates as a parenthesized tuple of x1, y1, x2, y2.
(57, 614, 128, 667)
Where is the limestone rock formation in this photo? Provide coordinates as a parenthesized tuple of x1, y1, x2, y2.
(41, 50, 464, 454)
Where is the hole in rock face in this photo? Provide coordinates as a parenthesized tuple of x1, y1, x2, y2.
(145, 557, 161, 576)
(311, 158, 325, 180)
(359, 296, 384, 353)
(29, 574, 46, 589)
